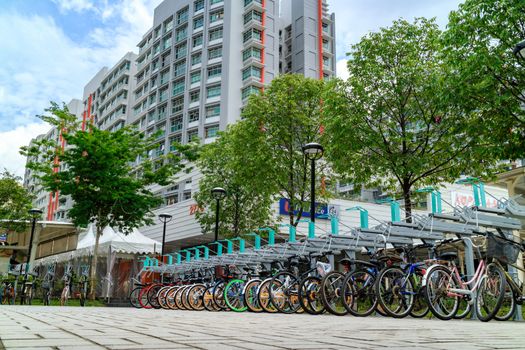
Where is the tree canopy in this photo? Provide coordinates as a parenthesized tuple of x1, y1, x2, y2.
(322, 18, 500, 220)
(0, 171, 34, 232)
(443, 0, 525, 159)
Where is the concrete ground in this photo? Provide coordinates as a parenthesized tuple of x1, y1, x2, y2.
(0, 306, 523, 350)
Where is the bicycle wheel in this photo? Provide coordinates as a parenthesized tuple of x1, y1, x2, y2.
(342, 270, 377, 317)
(181, 285, 193, 310)
(258, 279, 278, 313)
(203, 285, 218, 311)
(494, 280, 516, 321)
(223, 279, 247, 312)
(157, 286, 171, 310)
(298, 276, 324, 315)
(147, 284, 162, 309)
(175, 286, 187, 310)
(410, 272, 429, 318)
(187, 284, 206, 311)
(321, 271, 348, 316)
(244, 279, 263, 313)
(476, 264, 506, 322)
(269, 272, 300, 314)
(424, 266, 459, 320)
(166, 286, 179, 310)
(212, 281, 227, 310)
(375, 267, 414, 318)
(129, 287, 142, 308)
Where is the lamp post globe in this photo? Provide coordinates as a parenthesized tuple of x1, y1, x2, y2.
(158, 213, 172, 257)
(21, 208, 43, 304)
(513, 40, 525, 60)
(302, 143, 324, 223)
(211, 187, 227, 242)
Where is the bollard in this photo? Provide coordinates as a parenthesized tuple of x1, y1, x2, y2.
(211, 242, 223, 256)
(258, 228, 275, 246)
(246, 233, 261, 250)
(231, 238, 245, 253)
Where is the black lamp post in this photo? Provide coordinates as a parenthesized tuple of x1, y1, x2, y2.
(513, 40, 525, 60)
(21, 208, 43, 304)
(302, 143, 324, 223)
(211, 187, 226, 242)
(158, 213, 173, 257)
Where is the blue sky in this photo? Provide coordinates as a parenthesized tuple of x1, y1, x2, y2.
(0, 0, 463, 177)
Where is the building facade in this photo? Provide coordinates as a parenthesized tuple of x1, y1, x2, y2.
(23, 0, 336, 246)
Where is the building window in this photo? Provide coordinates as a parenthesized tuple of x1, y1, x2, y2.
(176, 25, 188, 42)
(207, 85, 221, 98)
(174, 61, 186, 77)
(172, 79, 185, 96)
(205, 125, 219, 138)
(160, 70, 170, 85)
(193, 16, 204, 30)
(166, 194, 179, 206)
(170, 134, 182, 151)
(242, 85, 261, 99)
(194, 0, 204, 12)
(208, 46, 222, 60)
(164, 17, 173, 33)
(243, 47, 262, 61)
(191, 52, 202, 65)
(210, 9, 224, 23)
(206, 104, 220, 118)
(242, 66, 262, 80)
(209, 27, 223, 41)
(176, 6, 189, 25)
(175, 43, 187, 59)
(211, 0, 223, 4)
(188, 109, 200, 122)
(193, 34, 203, 47)
(187, 129, 198, 141)
(172, 96, 184, 113)
(189, 90, 200, 103)
(207, 65, 222, 79)
(243, 28, 262, 43)
(154, 25, 161, 39)
(244, 10, 262, 25)
(183, 191, 192, 200)
(159, 88, 168, 103)
(171, 115, 183, 132)
(162, 37, 172, 50)
(190, 70, 201, 84)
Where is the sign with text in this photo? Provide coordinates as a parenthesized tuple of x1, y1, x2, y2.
(450, 191, 498, 208)
(0, 233, 6, 243)
(278, 198, 339, 219)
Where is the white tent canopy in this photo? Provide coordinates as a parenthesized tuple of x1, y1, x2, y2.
(35, 224, 161, 265)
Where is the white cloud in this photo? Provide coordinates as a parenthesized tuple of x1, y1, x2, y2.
(336, 59, 349, 80)
(52, 0, 95, 13)
(0, 123, 51, 177)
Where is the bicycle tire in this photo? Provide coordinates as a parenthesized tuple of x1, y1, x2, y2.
(181, 285, 193, 310)
(375, 267, 415, 318)
(212, 281, 227, 310)
(139, 286, 153, 309)
(494, 280, 516, 321)
(203, 285, 218, 311)
(453, 297, 471, 319)
(269, 272, 300, 314)
(424, 266, 459, 320)
(224, 279, 247, 312)
(157, 286, 171, 309)
(258, 279, 278, 313)
(342, 269, 378, 317)
(147, 284, 162, 309)
(244, 279, 263, 313)
(175, 286, 188, 310)
(129, 287, 142, 308)
(298, 276, 324, 315)
(475, 264, 506, 322)
(321, 271, 348, 316)
(187, 284, 206, 311)
(166, 286, 180, 310)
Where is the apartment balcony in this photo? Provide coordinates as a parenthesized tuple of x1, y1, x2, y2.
(205, 116, 220, 124)
(244, 0, 263, 12)
(208, 37, 223, 47)
(243, 56, 264, 68)
(188, 101, 200, 109)
(209, 19, 224, 29)
(188, 120, 199, 129)
(243, 37, 264, 49)
(243, 18, 264, 31)
(242, 76, 264, 88)
(204, 136, 217, 144)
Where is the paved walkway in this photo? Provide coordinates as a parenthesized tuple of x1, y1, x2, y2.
(0, 306, 523, 350)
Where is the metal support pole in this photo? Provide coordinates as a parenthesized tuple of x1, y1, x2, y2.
(214, 198, 220, 242)
(310, 158, 316, 223)
(161, 220, 167, 257)
(21, 216, 38, 304)
(463, 238, 478, 320)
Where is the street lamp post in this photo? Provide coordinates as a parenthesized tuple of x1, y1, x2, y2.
(302, 143, 324, 222)
(158, 213, 173, 257)
(21, 208, 43, 304)
(513, 40, 525, 60)
(211, 187, 227, 242)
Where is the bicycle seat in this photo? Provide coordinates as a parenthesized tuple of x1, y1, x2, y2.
(437, 252, 457, 261)
(339, 258, 353, 265)
(377, 254, 403, 263)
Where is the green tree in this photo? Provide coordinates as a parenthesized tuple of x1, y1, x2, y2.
(194, 128, 274, 238)
(236, 74, 328, 226)
(21, 103, 188, 299)
(444, 0, 525, 159)
(0, 171, 33, 232)
(322, 18, 499, 220)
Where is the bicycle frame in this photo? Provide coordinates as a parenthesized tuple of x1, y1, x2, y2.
(447, 259, 487, 298)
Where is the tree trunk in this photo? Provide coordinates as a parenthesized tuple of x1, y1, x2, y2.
(89, 225, 101, 300)
(402, 182, 412, 223)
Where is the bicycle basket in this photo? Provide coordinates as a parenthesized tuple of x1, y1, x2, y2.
(486, 235, 520, 264)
